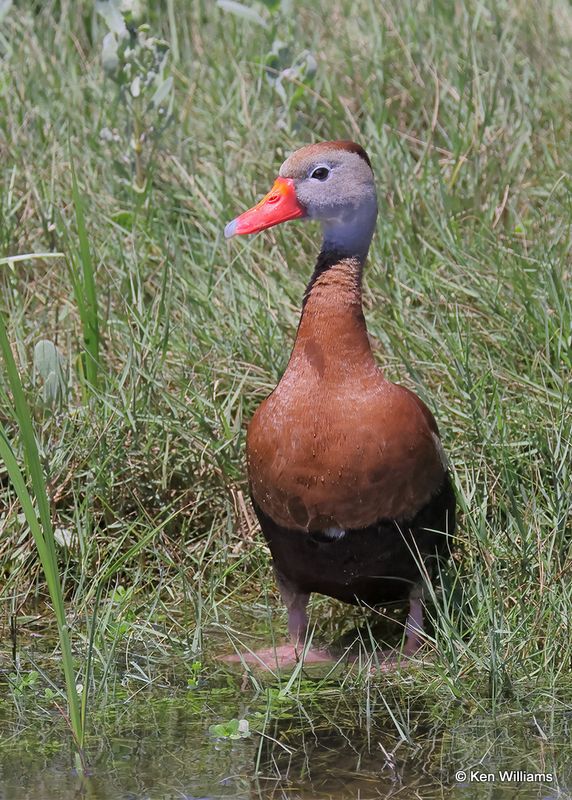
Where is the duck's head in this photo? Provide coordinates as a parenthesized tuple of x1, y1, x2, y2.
(225, 141, 378, 260)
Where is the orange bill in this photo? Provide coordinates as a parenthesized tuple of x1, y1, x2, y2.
(225, 177, 306, 238)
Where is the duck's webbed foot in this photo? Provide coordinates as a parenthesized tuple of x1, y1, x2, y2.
(220, 579, 331, 670)
(220, 642, 332, 670)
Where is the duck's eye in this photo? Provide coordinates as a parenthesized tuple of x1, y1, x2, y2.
(310, 166, 330, 181)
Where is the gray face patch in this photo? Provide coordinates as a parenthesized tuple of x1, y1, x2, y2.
(279, 147, 378, 259)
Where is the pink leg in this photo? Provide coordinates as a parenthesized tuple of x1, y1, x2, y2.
(403, 584, 425, 655)
(220, 577, 332, 670)
(352, 584, 426, 672)
(281, 579, 310, 646)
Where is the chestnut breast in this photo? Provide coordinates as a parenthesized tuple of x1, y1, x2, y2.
(246, 365, 446, 532)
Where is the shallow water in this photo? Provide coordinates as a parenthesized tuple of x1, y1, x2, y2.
(1, 671, 571, 800)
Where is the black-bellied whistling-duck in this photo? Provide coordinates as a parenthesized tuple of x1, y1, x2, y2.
(224, 141, 455, 669)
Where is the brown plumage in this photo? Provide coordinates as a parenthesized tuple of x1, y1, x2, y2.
(248, 254, 446, 532)
(225, 141, 455, 669)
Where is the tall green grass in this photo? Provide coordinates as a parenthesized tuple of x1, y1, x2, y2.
(0, 0, 570, 717)
(67, 158, 100, 394)
(0, 307, 84, 766)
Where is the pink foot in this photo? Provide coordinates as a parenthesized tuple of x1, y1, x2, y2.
(219, 643, 333, 670)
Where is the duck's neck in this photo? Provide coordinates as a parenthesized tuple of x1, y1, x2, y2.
(287, 249, 377, 380)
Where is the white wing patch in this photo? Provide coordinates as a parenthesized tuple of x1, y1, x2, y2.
(323, 526, 346, 539)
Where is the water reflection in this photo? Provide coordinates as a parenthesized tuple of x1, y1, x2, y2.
(0, 682, 571, 800)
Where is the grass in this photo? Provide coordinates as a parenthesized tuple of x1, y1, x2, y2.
(0, 310, 83, 762)
(0, 0, 571, 785)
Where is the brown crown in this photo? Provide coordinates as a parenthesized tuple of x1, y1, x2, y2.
(296, 140, 373, 170)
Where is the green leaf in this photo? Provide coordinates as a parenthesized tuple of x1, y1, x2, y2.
(96, 0, 128, 37)
(130, 75, 141, 97)
(111, 210, 134, 229)
(33, 339, 66, 405)
(101, 32, 119, 74)
(209, 718, 251, 739)
(0, 0, 12, 24)
(151, 75, 173, 109)
(33, 339, 62, 380)
(216, 0, 268, 29)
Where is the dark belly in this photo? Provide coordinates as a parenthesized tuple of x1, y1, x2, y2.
(252, 474, 455, 607)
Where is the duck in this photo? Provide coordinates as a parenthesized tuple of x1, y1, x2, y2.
(224, 140, 455, 669)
